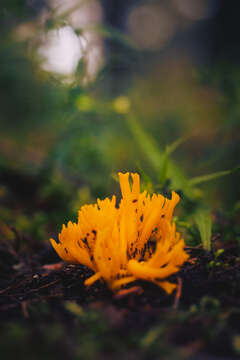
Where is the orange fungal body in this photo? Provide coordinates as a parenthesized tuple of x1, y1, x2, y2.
(50, 172, 189, 293)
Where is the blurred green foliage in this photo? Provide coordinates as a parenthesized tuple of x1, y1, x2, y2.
(1, 298, 240, 359)
(1, 4, 240, 360)
(194, 209, 212, 252)
(0, 0, 239, 248)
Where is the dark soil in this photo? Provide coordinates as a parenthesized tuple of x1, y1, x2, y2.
(1, 239, 240, 360)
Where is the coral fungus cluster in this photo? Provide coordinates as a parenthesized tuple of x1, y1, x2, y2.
(50, 172, 189, 294)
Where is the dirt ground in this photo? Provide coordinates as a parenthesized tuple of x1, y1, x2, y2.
(1, 238, 240, 360)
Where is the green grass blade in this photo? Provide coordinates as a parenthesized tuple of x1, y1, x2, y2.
(159, 134, 191, 184)
(126, 115, 193, 196)
(126, 115, 163, 173)
(158, 153, 169, 185)
(166, 134, 191, 156)
(189, 165, 240, 186)
(194, 209, 212, 252)
(136, 163, 154, 192)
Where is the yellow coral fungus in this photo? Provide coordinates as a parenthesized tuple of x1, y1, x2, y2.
(50, 172, 189, 294)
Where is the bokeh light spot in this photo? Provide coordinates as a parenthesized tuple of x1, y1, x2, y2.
(173, 0, 219, 21)
(39, 25, 83, 75)
(113, 96, 131, 114)
(127, 5, 176, 50)
(75, 95, 94, 112)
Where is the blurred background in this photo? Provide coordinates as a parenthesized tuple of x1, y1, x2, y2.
(0, 0, 239, 243)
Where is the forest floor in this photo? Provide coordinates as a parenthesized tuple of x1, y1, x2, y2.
(1, 235, 240, 360)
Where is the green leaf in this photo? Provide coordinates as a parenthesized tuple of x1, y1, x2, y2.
(165, 133, 191, 156)
(158, 152, 169, 185)
(126, 115, 193, 196)
(111, 172, 119, 183)
(65, 301, 83, 317)
(141, 326, 164, 348)
(126, 115, 163, 173)
(158, 134, 190, 184)
(194, 209, 212, 252)
(136, 162, 153, 192)
(189, 165, 240, 186)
